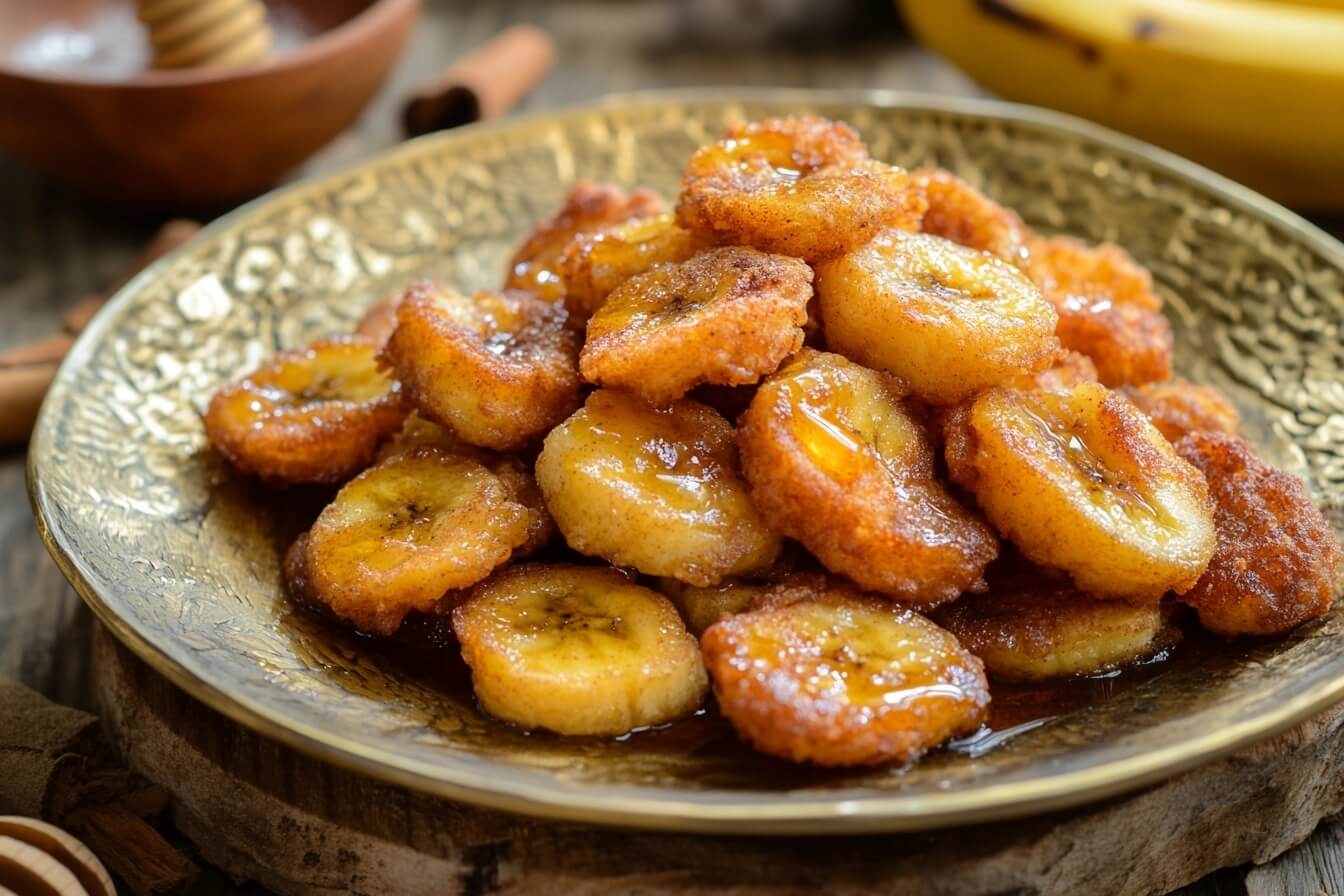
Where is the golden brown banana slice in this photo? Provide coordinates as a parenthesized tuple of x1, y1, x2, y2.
(306, 447, 531, 635)
(536, 390, 781, 585)
(739, 350, 997, 606)
(282, 530, 319, 611)
(1175, 433, 1343, 636)
(944, 383, 1216, 601)
(505, 181, 663, 303)
(353, 289, 404, 347)
(676, 116, 926, 261)
(914, 169, 1032, 268)
(935, 569, 1181, 682)
(1026, 236, 1174, 387)
(816, 230, 1058, 404)
(376, 413, 554, 558)
(453, 564, 708, 735)
(580, 247, 813, 405)
(559, 212, 704, 322)
(701, 582, 990, 766)
(203, 336, 406, 485)
(657, 579, 764, 636)
(1121, 379, 1241, 443)
(380, 281, 582, 450)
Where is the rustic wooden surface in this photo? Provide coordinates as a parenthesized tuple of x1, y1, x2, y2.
(2, 2, 1342, 894)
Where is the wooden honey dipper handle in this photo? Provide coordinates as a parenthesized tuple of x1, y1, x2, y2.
(136, 0, 272, 70)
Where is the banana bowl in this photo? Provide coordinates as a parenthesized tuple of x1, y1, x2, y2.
(28, 90, 1344, 834)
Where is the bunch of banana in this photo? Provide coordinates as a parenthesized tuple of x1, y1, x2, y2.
(898, 0, 1344, 210)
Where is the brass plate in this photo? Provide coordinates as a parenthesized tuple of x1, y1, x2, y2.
(29, 90, 1344, 834)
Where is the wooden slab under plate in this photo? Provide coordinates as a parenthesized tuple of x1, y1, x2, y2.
(91, 626, 1344, 896)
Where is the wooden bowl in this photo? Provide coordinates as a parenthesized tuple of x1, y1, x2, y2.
(0, 0, 419, 210)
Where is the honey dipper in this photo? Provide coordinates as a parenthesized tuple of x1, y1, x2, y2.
(136, 0, 273, 70)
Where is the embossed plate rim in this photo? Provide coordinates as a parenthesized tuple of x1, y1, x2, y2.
(29, 88, 1344, 834)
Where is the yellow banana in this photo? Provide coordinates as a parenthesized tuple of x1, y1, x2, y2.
(899, 0, 1344, 210)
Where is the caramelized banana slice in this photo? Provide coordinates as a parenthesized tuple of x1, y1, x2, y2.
(914, 169, 1031, 268)
(283, 530, 319, 611)
(353, 289, 404, 347)
(1121, 379, 1241, 443)
(935, 568, 1181, 681)
(676, 116, 926, 261)
(536, 390, 780, 585)
(505, 181, 662, 303)
(944, 383, 1216, 601)
(453, 564, 708, 735)
(657, 579, 765, 636)
(376, 413, 554, 558)
(701, 581, 990, 766)
(560, 212, 704, 322)
(580, 247, 813, 405)
(306, 447, 531, 635)
(1026, 236, 1173, 387)
(380, 282, 581, 450)
(739, 350, 997, 605)
(204, 336, 405, 484)
(1175, 433, 1343, 636)
(816, 230, 1058, 404)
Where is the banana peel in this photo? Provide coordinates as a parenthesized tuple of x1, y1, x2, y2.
(899, 0, 1344, 210)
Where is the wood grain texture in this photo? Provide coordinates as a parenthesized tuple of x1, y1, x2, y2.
(3, 1, 1343, 894)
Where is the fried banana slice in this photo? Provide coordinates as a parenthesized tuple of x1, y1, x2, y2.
(657, 578, 765, 636)
(505, 181, 663, 303)
(816, 230, 1058, 404)
(282, 530, 319, 610)
(536, 390, 781, 585)
(306, 447, 531, 635)
(944, 383, 1216, 601)
(580, 247, 813, 405)
(376, 413, 554, 558)
(1121, 379, 1241, 443)
(701, 581, 990, 766)
(739, 350, 997, 606)
(380, 281, 581, 450)
(676, 115, 926, 261)
(559, 212, 705, 322)
(453, 564, 708, 735)
(914, 169, 1031, 268)
(1175, 433, 1343, 636)
(353, 289, 403, 347)
(204, 336, 406, 485)
(1026, 236, 1173, 387)
(935, 571, 1181, 681)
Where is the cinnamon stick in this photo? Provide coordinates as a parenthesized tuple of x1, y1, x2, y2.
(402, 25, 556, 136)
(0, 219, 199, 447)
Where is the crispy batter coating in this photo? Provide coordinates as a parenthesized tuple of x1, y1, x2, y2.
(914, 169, 1031, 268)
(377, 413, 554, 558)
(944, 383, 1216, 601)
(454, 564, 707, 735)
(1121, 379, 1241, 443)
(559, 212, 705, 322)
(816, 230, 1058, 404)
(935, 564, 1181, 681)
(676, 116, 926, 261)
(580, 247, 813, 405)
(306, 446, 531, 635)
(739, 350, 998, 605)
(505, 181, 663, 303)
(353, 289, 404, 346)
(204, 336, 406, 485)
(536, 390, 781, 585)
(380, 281, 582, 450)
(701, 581, 990, 766)
(283, 530, 320, 610)
(1026, 236, 1173, 386)
(1175, 433, 1343, 636)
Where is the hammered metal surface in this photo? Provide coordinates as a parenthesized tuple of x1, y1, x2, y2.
(28, 92, 1344, 832)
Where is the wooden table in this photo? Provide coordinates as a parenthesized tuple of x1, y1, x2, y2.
(2, 2, 1340, 893)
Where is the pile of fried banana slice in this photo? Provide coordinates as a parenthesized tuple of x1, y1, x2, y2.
(205, 116, 1342, 768)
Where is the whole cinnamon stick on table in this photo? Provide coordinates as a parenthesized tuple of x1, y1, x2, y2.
(0, 219, 199, 447)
